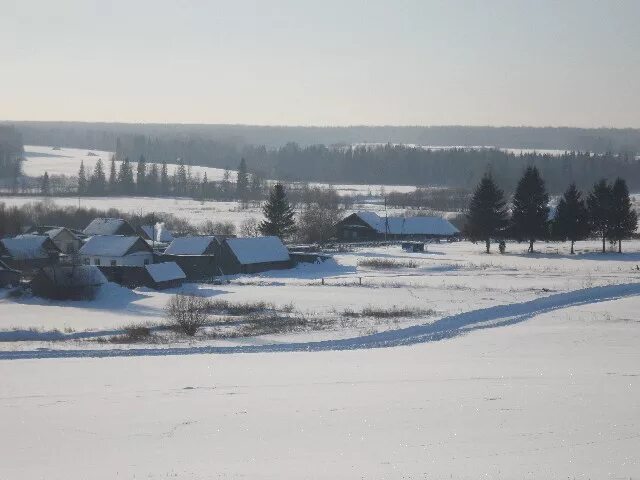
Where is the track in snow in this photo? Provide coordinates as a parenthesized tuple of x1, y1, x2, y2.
(2, 282, 639, 361)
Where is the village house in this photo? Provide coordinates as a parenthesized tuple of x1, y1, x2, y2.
(334, 211, 459, 242)
(0, 259, 21, 288)
(0, 235, 62, 274)
(24, 226, 83, 254)
(219, 236, 292, 275)
(160, 235, 221, 281)
(79, 235, 154, 267)
(83, 218, 137, 237)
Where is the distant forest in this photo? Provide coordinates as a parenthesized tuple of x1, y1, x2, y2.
(2, 121, 640, 193)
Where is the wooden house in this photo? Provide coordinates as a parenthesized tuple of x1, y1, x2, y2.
(30, 265, 106, 300)
(79, 235, 154, 267)
(0, 235, 61, 275)
(24, 226, 83, 254)
(334, 212, 459, 242)
(160, 235, 221, 281)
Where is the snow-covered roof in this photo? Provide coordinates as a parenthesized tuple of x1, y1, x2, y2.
(164, 236, 218, 255)
(141, 223, 174, 243)
(1, 235, 57, 260)
(79, 235, 151, 257)
(225, 236, 290, 265)
(145, 262, 186, 282)
(84, 218, 132, 236)
(354, 212, 459, 236)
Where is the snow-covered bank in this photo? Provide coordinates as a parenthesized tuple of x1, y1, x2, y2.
(1, 295, 639, 479)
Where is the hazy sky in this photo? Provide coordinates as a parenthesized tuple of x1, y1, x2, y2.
(2, 0, 639, 127)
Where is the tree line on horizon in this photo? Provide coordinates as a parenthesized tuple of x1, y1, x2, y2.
(466, 167, 638, 254)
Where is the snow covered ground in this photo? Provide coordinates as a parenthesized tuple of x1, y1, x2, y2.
(1, 240, 639, 477)
(21, 145, 230, 181)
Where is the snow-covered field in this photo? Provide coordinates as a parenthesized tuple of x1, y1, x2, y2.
(1, 239, 640, 478)
(21, 145, 230, 181)
(20, 145, 418, 197)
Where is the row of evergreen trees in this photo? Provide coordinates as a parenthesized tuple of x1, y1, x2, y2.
(467, 167, 637, 254)
(75, 156, 263, 202)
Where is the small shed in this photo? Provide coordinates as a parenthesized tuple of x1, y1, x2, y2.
(83, 218, 137, 237)
(0, 259, 21, 288)
(219, 236, 292, 275)
(30, 265, 106, 300)
(143, 262, 186, 290)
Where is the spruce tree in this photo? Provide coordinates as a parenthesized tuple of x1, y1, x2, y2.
(160, 162, 169, 195)
(236, 158, 249, 207)
(41, 171, 50, 196)
(587, 179, 613, 253)
(147, 163, 159, 195)
(609, 178, 637, 253)
(201, 172, 208, 201)
(136, 155, 147, 194)
(78, 160, 87, 196)
(511, 166, 550, 253)
(466, 173, 509, 253)
(175, 159, 187, 196)
(259, 183, 296, 239)
(552, 183, 589, 254)
(118, 157, 135, 194)
(108, 156, 117, 194)
(89, 158, 107, 195)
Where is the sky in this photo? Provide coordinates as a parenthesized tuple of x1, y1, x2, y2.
(1, 0, 639, 128)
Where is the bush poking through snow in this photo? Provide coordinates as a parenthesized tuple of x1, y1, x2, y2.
(343, 305, 436, 318)
(358, 258, 418, 269)
(203, 299, 274, 316)
(102, 325, 153, 344)
(165, 293, 209, 336)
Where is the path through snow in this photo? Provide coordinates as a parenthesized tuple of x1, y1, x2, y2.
(2, 282, 639, 360)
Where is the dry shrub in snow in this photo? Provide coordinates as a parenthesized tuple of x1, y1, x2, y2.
(358, 258, 417, 269)
(165, 293, 209, 336)
(200, 220, 236, 236)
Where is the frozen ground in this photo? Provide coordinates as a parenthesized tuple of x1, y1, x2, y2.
(1, 241, 639, 478)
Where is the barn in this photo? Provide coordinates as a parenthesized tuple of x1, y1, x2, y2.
(83, 218, 137, 237)
(79, 235, 154, 267)
(334, 211, 459, 242)
(160, 235, 221, 281)
(219, 236, 292, 275)
(0, 259, 21, 288)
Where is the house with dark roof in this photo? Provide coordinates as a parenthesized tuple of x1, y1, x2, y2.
(334, 212, 460, 242)
(0, 259, 21, 288)
(79, 235, 154, 267)
(83, 218, 137, 237)
(24, 226, 82, 254)
(0, 235, 61, 274)
(219, 236, 292, 275)
(160, 235, 221, 281)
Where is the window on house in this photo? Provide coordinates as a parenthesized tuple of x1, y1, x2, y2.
(93, 258, 101, 266)
(143, 258, 150, 265)
(83, 258, 89, 265)
(110, 260, 117, 267)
